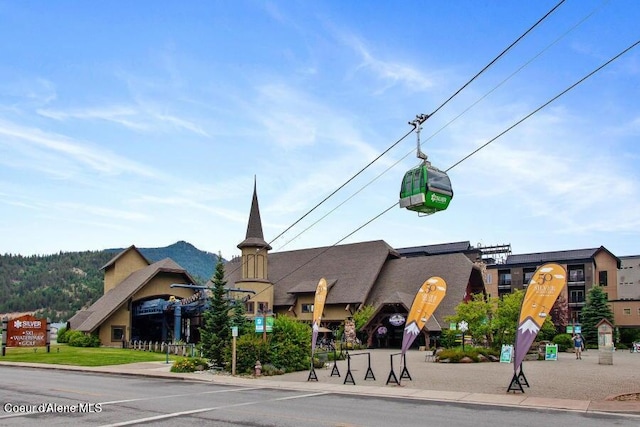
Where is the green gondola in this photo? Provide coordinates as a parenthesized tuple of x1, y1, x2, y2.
(399, 162, 453, 214)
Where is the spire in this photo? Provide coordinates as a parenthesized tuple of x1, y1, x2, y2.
(237, 177, 272, 250)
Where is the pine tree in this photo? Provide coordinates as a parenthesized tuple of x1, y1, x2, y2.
(580, 286, 614, 345)
(199, 256, 231, 366)
(230, 297, 251, 336)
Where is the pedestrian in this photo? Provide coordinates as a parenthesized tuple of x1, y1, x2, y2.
(572, 333, 585, 359)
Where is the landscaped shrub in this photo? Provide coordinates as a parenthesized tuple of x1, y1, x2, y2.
(56, 327, 69, 343)
(269, 315, 311, 372)
(228, 334, 270, 374)
(66, 330, 101, 347)
(170, 357, 208, 373)
(439, 329, 458, 348)
(552, 333, 573, 352)
(435, 347, 498, 362)
(260, 363, 285, 376)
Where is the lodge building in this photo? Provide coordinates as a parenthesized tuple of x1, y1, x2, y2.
(69, 181, 639, 346)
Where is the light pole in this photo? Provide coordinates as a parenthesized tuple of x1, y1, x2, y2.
(458, 321, 469, 352)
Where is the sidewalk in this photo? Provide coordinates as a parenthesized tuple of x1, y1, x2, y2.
(2, 348, 639, 416)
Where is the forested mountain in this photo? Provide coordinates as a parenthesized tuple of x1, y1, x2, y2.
(0, 241, 221, 322)
(115, 241, 220, 282)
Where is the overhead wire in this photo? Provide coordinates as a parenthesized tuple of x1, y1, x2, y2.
(276, 0, 602, 252)
(223, 0, 569, 296)
(270, 37, 640, 286)
(428, 0, 566, 117)
(266, 0, 566, 250)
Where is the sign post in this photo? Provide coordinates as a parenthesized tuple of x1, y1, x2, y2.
(231, 326, 238, 375)
(458, 321, 469, 352)
(3, 314, 49, 354)
(1, 317, 7, 356)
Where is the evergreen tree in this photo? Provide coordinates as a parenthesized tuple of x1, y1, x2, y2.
(580, 286, 614, 345)
(199, 256, 231, 366)
(230, 297, 251, 336)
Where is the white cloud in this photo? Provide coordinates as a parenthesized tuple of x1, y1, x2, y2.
(0, 77, 57, 108)
(337, 32, 435, 93)
(37, 104, 208, 136)
(56, 202, 150, 222)
(0, 119, 160, 178)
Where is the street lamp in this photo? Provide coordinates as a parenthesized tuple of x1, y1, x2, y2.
(458, 321, 469, 352)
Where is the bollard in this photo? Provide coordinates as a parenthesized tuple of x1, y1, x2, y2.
(254, 361, 262, 377)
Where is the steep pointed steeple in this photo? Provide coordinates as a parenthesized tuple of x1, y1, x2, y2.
(238, 178, 272, 250)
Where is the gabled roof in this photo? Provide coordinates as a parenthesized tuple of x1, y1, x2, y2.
(100, 245, 150, 270)
(504, 246, 621, 268)
(69, 258, 197, 332)
(227, 240, 399, 306)
(237, 179, 271, 250)
(397, 241, 476, 257)
(366, 253, 481, 330)
(287, 278, 337, 294)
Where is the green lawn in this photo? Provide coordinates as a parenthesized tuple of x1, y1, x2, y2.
(0, 345, 174, 366)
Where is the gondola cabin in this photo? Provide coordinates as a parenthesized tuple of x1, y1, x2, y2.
(399, 163, 453, 214)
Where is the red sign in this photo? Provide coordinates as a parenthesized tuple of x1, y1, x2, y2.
(6, 315, 48, 348)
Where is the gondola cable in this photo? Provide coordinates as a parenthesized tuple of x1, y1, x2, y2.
(223, 0, 569, 288)
(269, 37, 640, 287)
(266, 0, 566, 249)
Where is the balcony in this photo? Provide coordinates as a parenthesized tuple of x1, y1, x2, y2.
(567, 271, 585, 286)
(498, 281, 511, 291)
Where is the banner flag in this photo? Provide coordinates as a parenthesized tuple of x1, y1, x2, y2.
(401, 276, 447, 355)
(513, 263, 566, 373)
(311, 277, 328, 355)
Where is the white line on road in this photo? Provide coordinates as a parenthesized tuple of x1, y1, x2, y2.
(99, 392, 329, 427)
(100, 386, 261, 405)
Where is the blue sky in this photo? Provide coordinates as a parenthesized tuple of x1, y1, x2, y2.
(1, 1, 639, 261)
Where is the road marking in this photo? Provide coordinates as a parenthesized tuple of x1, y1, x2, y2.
(100, 392, 329, 427)
(100, 386, 261, 405)
(0, 387, 262, 420)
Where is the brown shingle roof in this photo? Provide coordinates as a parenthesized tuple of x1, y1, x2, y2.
(287, 278, 337, 294)
(367, 253, 480, 329)
(226, 240, 399, 307)
(68, 258, 197, 332)
(237, 179, 271, 250)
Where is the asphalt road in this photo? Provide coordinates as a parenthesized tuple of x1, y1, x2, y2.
(0, 367, 638, 427)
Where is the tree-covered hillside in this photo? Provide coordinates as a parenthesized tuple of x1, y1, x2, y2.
(0, 241, 221, 322)
(112, 241, 219, 283)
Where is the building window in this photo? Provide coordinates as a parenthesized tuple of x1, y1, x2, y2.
(568, 266, 585, 282)
(569, 290, 584, 304)
(301, 304, 314, 313)
(245, 301, 255, 314)
(523, 268, 536, 287)
(599, 271, 608, 287)
(638, 308, 640, 316)
(623, 308, 631, 315)
(498, 270, 511, 287)
(111, 326, 125, 342)
(258, 302, 269, 313)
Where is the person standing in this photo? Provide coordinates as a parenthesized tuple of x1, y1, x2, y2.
(572, 333, 585, 359)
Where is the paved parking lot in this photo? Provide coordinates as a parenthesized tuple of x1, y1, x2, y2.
(272, 348, 640, 401)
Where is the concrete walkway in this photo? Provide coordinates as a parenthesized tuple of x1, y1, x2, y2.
(2, 348, 640, 416)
